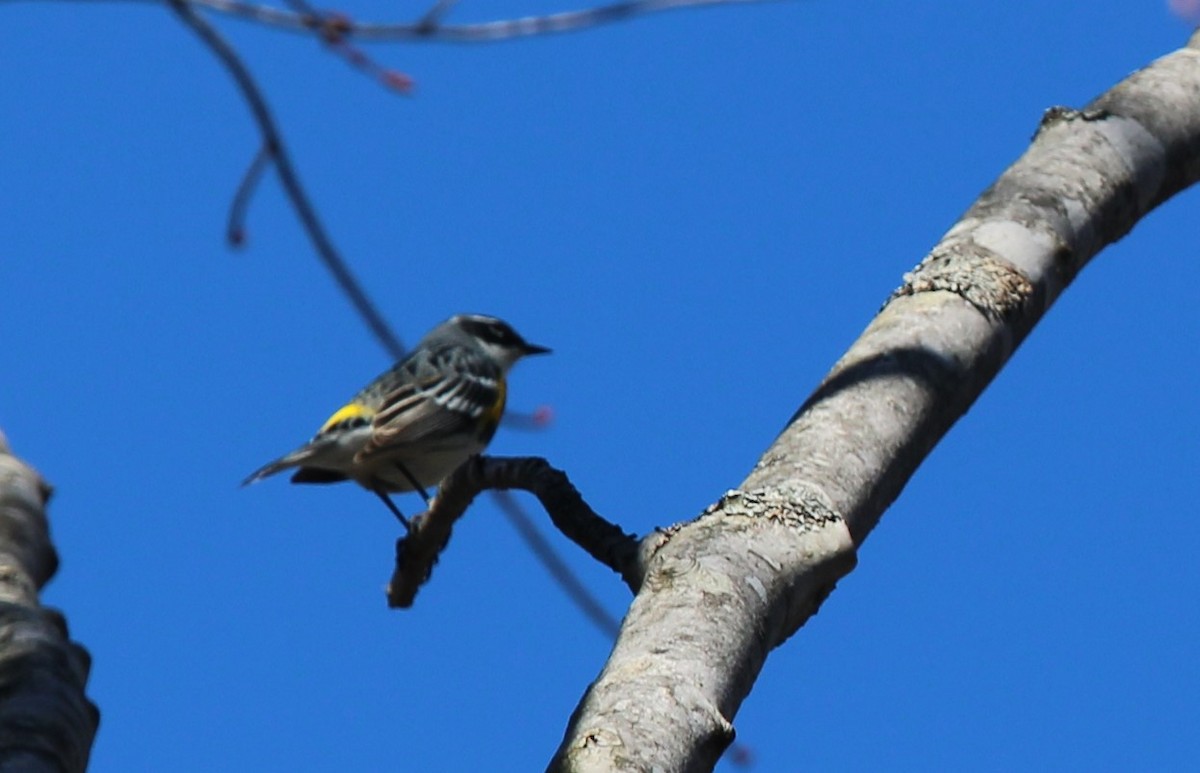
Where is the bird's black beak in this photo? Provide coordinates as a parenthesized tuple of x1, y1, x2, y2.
(523, 343, 552, 356)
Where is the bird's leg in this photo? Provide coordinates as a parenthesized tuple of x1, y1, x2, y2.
(393, 462, 432, 504)
(373, 488, 411, 531)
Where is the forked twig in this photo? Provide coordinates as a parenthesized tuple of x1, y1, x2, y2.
(168, 0, 407, 359)
(388, 456, 642, 609)
(192, 0, 775, 43)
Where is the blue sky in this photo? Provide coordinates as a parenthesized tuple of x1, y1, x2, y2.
(3, 1, 1198, 770)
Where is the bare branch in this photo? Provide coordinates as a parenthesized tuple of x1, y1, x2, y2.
(168, 0, 408, 359)
(226, 143, 269, 245)
(190, 0, 775, 42)
(280, 0, 416, 91)
(415, 0, 460, 31)
(493, 490, 622, 635)
(550, 34, 1200, 770)
(500, 404, 554, 430)
(387, 455, 642, 608)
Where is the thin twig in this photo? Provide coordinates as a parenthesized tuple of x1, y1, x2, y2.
(493, 490, 621, 635)
(281, 0, 415, 92)
(415, 0, 459, 31)
(190, 0, 775, 42)
(168, 0, 407, 359)
(226, 143, 270, 245)
(501, 405, 554, 431)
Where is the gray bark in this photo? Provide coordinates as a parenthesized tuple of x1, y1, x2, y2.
(548, 32, 1200, 772)
(0, 433, 98, 772)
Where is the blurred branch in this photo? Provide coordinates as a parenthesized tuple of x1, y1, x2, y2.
(492, 490, 621, 635)
(500, 404, 555, 431)
(280, 0, 415, 91)
(226, 143, 269, 245)
(387, 455, 644, 609)
(0, 432, 99, 772)
(191, 0, 774, 42)
(168, 0, 407, 359)
(415, 0, 459, 30)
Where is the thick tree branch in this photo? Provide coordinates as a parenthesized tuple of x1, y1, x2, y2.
(549, 33, 1200, 772)
(0, 433, 99, 772)
(387, 456, 641, 608)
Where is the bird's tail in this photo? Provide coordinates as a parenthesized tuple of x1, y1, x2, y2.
(240, 448, 315, 487)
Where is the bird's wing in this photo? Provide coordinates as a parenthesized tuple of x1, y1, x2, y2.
(357, 349, 501, 461)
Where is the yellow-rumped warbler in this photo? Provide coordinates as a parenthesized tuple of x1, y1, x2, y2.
(242, 314, 549, 527)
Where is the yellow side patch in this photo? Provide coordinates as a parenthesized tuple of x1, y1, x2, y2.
(484, 379, 507, 425)
(318, 402, 374, 433)
(477, 380, 507, 443)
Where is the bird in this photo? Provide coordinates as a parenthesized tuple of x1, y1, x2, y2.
(242, 314, 550, 528)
